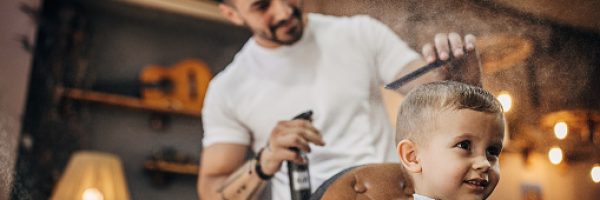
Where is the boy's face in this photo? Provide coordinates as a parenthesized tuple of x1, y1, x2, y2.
(417, 109, 504, 200)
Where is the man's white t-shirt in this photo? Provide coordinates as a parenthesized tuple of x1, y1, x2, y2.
(202, 13, 420, 200)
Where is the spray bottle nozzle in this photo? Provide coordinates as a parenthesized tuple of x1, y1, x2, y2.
(293, 110, 313, 121)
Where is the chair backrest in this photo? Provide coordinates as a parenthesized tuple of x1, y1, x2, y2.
(311, 163, 414, 200)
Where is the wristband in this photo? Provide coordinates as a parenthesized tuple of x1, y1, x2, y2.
(254, 147, 273, 180)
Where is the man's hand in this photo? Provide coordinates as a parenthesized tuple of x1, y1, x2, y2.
(422, 33, 482, 86)
(260, 119, 325, 175)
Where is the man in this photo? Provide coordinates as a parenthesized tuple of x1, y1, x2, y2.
(198, 0, 479, 199)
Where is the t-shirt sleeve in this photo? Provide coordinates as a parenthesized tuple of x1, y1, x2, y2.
(355, 16, 421, 84)
(201, 78, 251, 148)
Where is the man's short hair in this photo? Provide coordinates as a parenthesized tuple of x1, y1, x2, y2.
(395, 81, 504, 144)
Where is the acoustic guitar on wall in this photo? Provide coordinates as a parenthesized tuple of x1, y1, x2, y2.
(140, 59, 212, 113)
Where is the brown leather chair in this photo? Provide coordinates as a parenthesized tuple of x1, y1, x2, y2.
(310, 163, 414, 200)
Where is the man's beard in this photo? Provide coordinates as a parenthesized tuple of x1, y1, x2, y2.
(262, 7, 304, 45)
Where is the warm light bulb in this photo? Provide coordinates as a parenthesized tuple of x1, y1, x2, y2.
(548, 147, 563, 165)
(553, 121, 568, 140)
(497, 92, 512, 112)
(592, 165, 600, 183)
(82, 188, 104, 200)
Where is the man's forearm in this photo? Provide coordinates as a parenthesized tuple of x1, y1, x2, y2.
(216, 160, 268, 200)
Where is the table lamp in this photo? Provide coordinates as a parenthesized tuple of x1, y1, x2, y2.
(51, 151, 130, 200)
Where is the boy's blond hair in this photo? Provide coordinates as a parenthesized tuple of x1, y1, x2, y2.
(395, 81, 504, 144)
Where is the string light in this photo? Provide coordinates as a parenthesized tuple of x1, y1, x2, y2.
(497, 92, 512, 112)
(548, 147, 563, 165)
(553, 121, 568, 140)
(592, 165, 600, 183)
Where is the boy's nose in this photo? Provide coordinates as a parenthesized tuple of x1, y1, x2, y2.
(472, 156, 491, 172)
(271, 0, 293, 22)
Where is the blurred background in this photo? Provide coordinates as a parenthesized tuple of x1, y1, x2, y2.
(1, 0, 599, 199)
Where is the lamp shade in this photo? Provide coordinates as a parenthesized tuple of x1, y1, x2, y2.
(51, 151, 130, 200)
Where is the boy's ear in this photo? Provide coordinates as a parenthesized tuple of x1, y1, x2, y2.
(396, 139, 422, 173)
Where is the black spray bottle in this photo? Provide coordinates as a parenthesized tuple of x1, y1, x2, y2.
(287, 110, 313, 200)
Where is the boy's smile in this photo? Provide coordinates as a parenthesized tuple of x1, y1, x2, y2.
(415, 109, 504, 200)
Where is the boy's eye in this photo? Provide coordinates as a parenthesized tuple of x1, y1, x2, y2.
(455, 140, 471, 151)
(487, 146, 502, 157)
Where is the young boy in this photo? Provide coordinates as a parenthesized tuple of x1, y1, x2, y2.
(395, 81, 505, 200)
